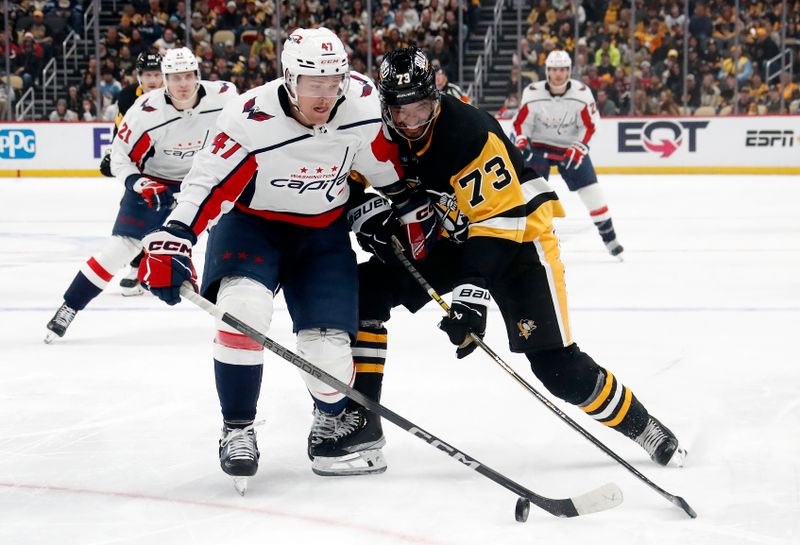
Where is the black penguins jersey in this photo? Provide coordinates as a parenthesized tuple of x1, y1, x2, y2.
(381, 95, 565, 283)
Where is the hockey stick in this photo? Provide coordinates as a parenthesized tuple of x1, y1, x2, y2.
(178, 283, 622, 521)
(389, 237, 697, 519)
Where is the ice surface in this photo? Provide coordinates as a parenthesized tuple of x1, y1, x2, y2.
(1, 175, 798, 544)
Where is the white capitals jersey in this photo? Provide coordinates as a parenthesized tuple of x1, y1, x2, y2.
(512, 79, 598, 151)
(167, 73, 402, 238)
(111, 80, 238, 185)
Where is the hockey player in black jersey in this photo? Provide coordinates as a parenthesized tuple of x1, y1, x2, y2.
(341, 47, 687, 470)
(100, 51, 164, 296)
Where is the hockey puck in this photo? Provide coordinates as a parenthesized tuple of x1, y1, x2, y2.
(515, 497, 530, 522)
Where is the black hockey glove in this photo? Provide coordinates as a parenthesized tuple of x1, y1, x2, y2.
(347, 193, 399, 264)
(438, 281, 491, 359)
(99, 147, 113, 177)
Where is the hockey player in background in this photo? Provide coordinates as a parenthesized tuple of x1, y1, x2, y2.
(346, 47, 685, 472)
(512, 50, 624, 258)
(101, 51, 165, 296)
(136, 28, 401, 493)
(45, 47, 236, 343)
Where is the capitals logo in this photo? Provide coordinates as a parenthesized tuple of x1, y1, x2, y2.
(140, 98, 156, 112)
(242, 97, 274, 122)
(618, 120, 709, 158)
(351, 74, 373, 97)
(517, 319, 537, 340)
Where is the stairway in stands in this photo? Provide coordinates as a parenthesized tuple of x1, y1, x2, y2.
(465, 0, 525, 113)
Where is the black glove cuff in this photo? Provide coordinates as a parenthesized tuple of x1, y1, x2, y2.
(164, 221, 198, 245)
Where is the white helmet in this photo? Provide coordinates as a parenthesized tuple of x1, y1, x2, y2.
(162, 47, 200, 77)
(281, 27, 350, 105)
(545, 50, 572, 91)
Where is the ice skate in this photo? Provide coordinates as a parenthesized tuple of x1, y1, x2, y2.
(635, 416, 687, 467)
(219, 421, 261, 495)
(44, 303, 77, 343)
(605, 239, 624, 261)
(119, 267, 144, 296)
(308, 406, 386, 476)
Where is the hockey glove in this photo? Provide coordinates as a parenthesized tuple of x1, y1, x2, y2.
(395, 187, 440, 261)
(347, 193, 399, 264)
(139, 222, 198, 305)
(563, 142, 589, 170)
(438, 282, 491, 359)
(99, 147, 113, 177)
(125, 175, 170, 211)
(514, 134, 529, 151)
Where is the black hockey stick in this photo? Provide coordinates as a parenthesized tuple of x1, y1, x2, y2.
(179, 284, 622, 521)
(389, 237, 697, 519)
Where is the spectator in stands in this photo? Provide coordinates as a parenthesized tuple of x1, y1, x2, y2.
(597, 52, 615, 78)
(138, 13, 163, 46)
(689, 3, 713, 42)
(392, 9, 414, 36)
(165, 15, 185, 43)
(718, 45, 753, 84)
(735, 85, 753, 114)
(597, 88, 619, 116)
(777, 71, 800, 103)
(64, 85, 81, 113)
(49, 98, 78, 121)
(594, 38, 621, 67)
(99, 69, 122, 102)
(751, 27, 781, 78)
(700, 72, 722, 111)
(153, 27, 178, 54)
(128, 28, 148, 58)
(14, 36, 42, 91)
(24, 10, 54, 60)
(764, 85, 784, 113)
(80, 98, 97, 121)
(659, 89, 681, 115)
(190, 11, 211, 46)
(683, 73, 701, 110)
(429, 36, 454, 78)
(663, 3, 686, 30)
(104, 27, 123, 60)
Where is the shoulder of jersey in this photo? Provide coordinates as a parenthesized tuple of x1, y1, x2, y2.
(338, 71, 381, 123)
(215, 80, 285, 150)
(567, 80, 594, 102)
(522, 81, 549, 100)
(200, 80, 239, 107)
(125, 88, 170, 125)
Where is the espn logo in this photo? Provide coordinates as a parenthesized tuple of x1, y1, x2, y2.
(745, 130, 795, 147)
(0, 129, 36, 159)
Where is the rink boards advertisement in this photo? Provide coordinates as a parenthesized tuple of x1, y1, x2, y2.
(1, 116, 799, 176)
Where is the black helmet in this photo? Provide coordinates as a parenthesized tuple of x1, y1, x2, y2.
(377, 47, 437, 106)
(136, 51, 162, 73)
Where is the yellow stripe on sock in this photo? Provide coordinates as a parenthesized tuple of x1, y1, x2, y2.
(581, 371, 614, 414)
(604, 388, 633, 427)
(355, 363, 385, 373)
(356, 331, 388, 344)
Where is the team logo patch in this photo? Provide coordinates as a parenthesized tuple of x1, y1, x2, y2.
(220, 83, 230, 93)
(517, 319, 537, 339)
(351, 74, 373, 97)
(140, 98, 156, 112)
(242, 97, 273, 122)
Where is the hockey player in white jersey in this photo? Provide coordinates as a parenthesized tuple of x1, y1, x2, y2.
(45, 47, 236, 343)
(512, 50, 624, 258)
(136, 27, 401, 493)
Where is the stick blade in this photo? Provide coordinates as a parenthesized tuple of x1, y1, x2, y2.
(672, 495, 697, 518)
(571, 482, 624, 516)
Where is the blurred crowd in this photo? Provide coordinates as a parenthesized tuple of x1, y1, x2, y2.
(503, 0, 800, 116)
(2, 0, 799, 120)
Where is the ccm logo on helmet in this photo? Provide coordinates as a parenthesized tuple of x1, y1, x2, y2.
(147, 240, 191, 254)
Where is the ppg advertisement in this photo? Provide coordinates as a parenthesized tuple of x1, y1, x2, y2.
(0, 122, 113, 175)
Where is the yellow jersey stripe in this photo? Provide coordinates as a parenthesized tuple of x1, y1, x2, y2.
(604, 388, 633, 427)
(356, 331, 388, 344)
(355, 363, 385, 374)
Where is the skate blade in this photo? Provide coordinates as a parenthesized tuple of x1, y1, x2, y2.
(232, 476, 249, 496)
(312, 448, 387, 476)
(668, 447, 687, 468)
(44, 331, 60, 344)
(120, 285, 145, 297)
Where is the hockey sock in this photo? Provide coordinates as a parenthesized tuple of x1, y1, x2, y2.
(576, 184, 618, 243)
(63, 270, 105, 311)
(214, 359, 263, 422)
(349, 323, 387, 407)
(579, 368, 649, 439)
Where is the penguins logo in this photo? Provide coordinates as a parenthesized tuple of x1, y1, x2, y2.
(517, 319, 537, 339)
